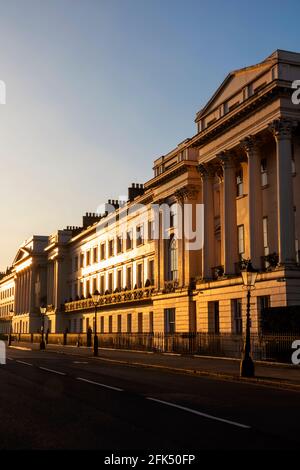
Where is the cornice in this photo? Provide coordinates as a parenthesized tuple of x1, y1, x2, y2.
(145, 160, 198, 190)
(190, 81, 288, 149)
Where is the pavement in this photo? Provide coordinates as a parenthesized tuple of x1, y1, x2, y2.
(1, 341, 300, 450)
(9, 340, 300, 389)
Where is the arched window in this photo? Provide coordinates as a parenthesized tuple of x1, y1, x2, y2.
(168, 236, 178, 281)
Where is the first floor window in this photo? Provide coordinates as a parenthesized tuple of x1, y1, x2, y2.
(148, 259, 154, 285)
(108, 239, 114, 257)
(261, 158, 268, 186)
(100, 243, 106, 260)
(236, 169, 243, 197)
(137, 263, 143, 288)
(136, 225, 144, 246)
(168, 236, 178, 281)
(93, 247, 98, 263)
(117, 269, 122, 290)
(263, 217, 269, 267)
(100, 275, 105, 295)
(126, 230, 133, 250)
(108, 272, 113, 292)
(237, 225, 245, 258)
(126, 266, 132, 290)
(164, 308, 176, 334)
(92, 278, 97, 294)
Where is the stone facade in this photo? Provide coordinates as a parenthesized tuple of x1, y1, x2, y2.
(1, 49, 300, 335)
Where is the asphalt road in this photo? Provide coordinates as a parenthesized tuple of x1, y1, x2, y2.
(0, 345, 300, 450)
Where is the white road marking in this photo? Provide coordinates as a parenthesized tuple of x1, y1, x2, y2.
(76, 377, 123, 392)
(7, 357, 13, 361)
(39, 367, 66, 376)
(16, 360, 33, 366)
(146, 397, 251, 429)
(73, 361, 89, 364)
(9, 346, 31, 351)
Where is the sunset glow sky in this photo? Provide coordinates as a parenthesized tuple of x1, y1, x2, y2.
(1, 0, 299, 270)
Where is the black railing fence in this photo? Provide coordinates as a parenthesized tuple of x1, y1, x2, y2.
(8, 331, 300, 363)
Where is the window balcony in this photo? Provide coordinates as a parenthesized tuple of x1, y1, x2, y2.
(211, 265, 224, 280)
(64, 286, 155, 313)
(163, 280, 179, 293)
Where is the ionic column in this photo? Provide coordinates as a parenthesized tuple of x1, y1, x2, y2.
(20, 274, 24, 314)
(25, 271, 29, 312)
(28, 270, 32, 313)
(174, 190, 185, 287)
(269, 119, 296, 266)
(240, 136, 263, 269)
(14, 276, 19, 314)
(218, 152, 238, 274)
(198, 163, 215, 279)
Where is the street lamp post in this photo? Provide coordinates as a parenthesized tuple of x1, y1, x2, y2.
(8, 309, 14, 346)
(240, 260, 258, 378)
(40, 306, 47, 350)
(91, 290, 101, 357)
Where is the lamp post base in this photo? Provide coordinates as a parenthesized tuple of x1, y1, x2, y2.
(240, 356, 255, 377)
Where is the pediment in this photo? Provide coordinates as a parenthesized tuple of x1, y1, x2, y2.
(197, 57, 275, 119)
(13, 247, 31, 265)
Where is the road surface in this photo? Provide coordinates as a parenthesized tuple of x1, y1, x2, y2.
(0, 345, 299, 450)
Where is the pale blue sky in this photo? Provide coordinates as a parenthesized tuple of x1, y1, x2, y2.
(0, 0, 300, 270)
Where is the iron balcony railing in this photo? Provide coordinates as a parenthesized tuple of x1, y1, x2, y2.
(64, 286, 155, 312)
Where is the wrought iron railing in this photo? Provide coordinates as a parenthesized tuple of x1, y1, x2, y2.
(13, 331, 300, 363)
(64, 286, 155, 312)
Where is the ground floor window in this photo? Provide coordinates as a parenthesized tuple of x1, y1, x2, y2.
(258, 295, 270, 332)
(138, 312, 143, 333)
(117, 314, 122, 333)
(208, 301, 220, 334)
(232, 299, 243, 334)
(127, 313, 132, 333)
(164, 308, 176, 334)
(100, 316, 104, 333)
(149, 311, 154, 333)
(108, 315, 113, 333)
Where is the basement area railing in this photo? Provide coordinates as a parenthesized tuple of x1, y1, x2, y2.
(9, 331, 300, 363)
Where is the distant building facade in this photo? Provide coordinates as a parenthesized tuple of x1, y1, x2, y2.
(1, 49, 300, 336)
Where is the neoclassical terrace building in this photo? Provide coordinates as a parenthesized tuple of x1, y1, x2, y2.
(1, 49, 300, 335)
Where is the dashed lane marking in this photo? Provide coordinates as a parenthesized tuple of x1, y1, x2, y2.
(16, 360, 33, 366)
(39, 367, 66, 376)
(76, 377, 123, 392)
(146, 397, 251, 429)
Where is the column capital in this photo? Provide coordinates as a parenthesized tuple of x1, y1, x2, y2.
(197, 162, 216, 179)
(240, 135, 262, 154)
(268, 118, 295, 140)
(217, 151, 236, 169)
(174, 184, 199, 202)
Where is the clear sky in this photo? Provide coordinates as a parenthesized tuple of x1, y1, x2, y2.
(0, 0, 300, 270)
